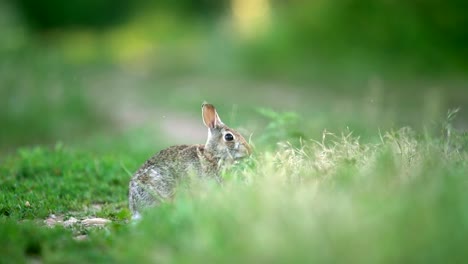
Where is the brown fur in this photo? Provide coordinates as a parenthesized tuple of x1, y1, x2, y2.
(128, 103, 252, 217)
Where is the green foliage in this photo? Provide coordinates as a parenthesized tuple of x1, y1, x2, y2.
(239, 0, 468, 76)
(256, 108, 305, 146)
(6, 0, 468, 75)
(12, 0, 134, 29)
(145, 0, 229, 17)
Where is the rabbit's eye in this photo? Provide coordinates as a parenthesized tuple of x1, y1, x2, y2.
(224, 133, 234, 141)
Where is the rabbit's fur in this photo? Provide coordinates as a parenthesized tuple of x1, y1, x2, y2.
(129, 103, 252, 218)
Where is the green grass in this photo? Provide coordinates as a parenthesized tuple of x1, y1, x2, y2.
(1, 114, 466, 263)
(0, 143, 137, 220)
(1, 3, 467, 262)
(121, 126, 467, 263)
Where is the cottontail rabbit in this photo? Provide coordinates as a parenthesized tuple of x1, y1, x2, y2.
(129, 103, 252, 219)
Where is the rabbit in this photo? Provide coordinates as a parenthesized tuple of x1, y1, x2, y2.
(129, 102, 252, 219)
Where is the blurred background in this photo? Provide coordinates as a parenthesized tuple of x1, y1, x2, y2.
(1, 0, 467, 153)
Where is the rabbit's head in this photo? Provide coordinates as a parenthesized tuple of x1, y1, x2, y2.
(202, 103, 252, 162)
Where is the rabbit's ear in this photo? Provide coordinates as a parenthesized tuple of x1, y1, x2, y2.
(202, 103, 223, 129)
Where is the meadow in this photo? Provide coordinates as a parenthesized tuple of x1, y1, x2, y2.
(1, 1, 468, 263)
(1, 89, 467, 263)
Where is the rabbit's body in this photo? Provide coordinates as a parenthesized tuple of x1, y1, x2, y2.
(129, 144, 219, 213)
(129, 103, 251, 218)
